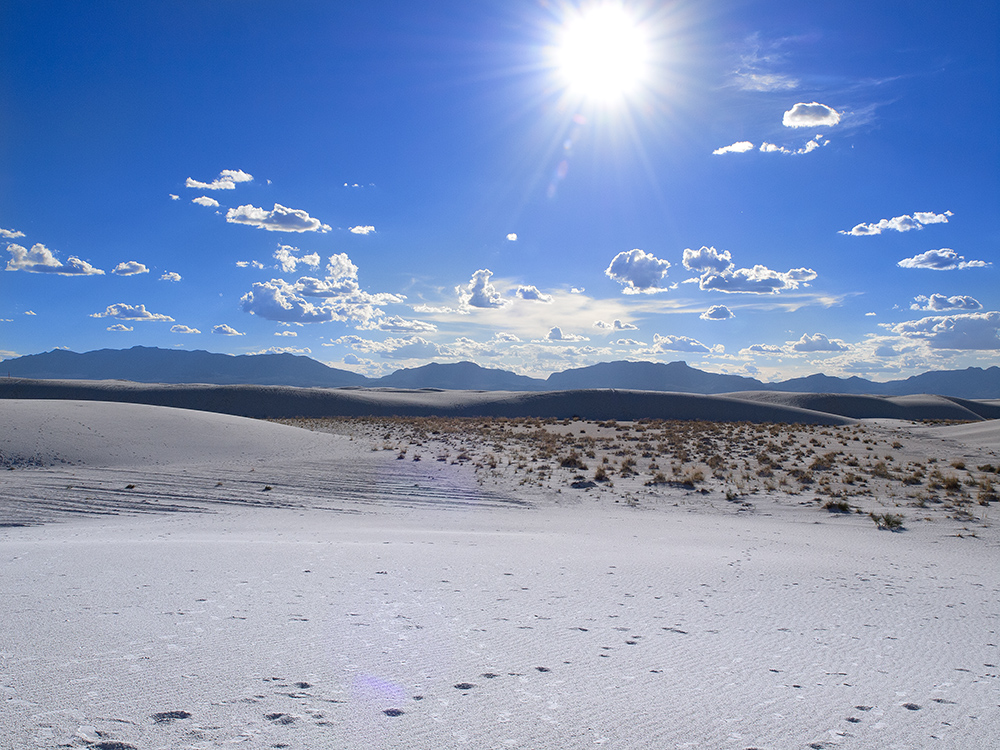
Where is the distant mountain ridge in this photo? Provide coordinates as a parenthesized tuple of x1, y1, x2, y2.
(2, 346, 998, 399)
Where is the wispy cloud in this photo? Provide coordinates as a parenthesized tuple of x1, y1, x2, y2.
(91, 303, 173, 322)
(759, 135, 829, 155)
(712, 141, 755, 155)
(226, 203, 331, 233)
(359, 315, 437, 334)
(897, 249, 990, 270)
(0, 228, 25, 239)
(6, 244, 104, 276)
(186, 169, 253, 190)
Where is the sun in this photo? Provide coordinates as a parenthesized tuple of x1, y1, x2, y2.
(554, 4, 650, 105)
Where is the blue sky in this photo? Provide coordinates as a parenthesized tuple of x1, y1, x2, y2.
(2, 0, 998, 380)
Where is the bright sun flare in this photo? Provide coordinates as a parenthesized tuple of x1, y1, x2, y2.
(556, 5, 649, 104)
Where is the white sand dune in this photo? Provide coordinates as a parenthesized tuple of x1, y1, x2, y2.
(729, 390, 997, 421)
(2, 398, 998, 749)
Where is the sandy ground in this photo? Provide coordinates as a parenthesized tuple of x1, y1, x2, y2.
(1, 398, 999, 749)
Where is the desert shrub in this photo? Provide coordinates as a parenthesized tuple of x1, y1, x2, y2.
(559, 451, 587, 470)
(951, 460, 966, 470)
(824, 500, 852, 513)
(870, 512, 904, 530)
(870, 461, 892, 478)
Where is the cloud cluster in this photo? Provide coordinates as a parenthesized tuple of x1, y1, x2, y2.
(6, 244, 104, 276)
(515, 285, 553, 303)
(226, 203, 331, 233)
(91, 303, 173, 322)
(112, 261, 149, 276)
(911, 294, 982, 312)
(457, 269, 508, 309)
(840, 210, 952, 236)
(788, 332, 849, 352)
(337, 334, 447, 360)
(888, 311, 1000, 350)
(186, 169, 253, 190)
(359, 315, 437, 334)
(683, 246, 816, 294)
(897, 249, 990, 270)
(759, 135, 829, 155)
(782, 102, 841, 128)
(274, 244, 320, 273)
(605, 249, 671, 294)
(594, 319, 638, 331)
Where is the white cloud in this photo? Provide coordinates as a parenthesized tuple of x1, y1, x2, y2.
(274, 330, 298, 337)
(170, 325, 200, 334)
(169, 194, 179, 200)
(650, 333, 713, 353)
(840, 210, 952, 236)
(5, 243, 104, 276)
(213, 324, 245, 336)
(160, 271, 182, 282)
(24, 310, 36, 315)
(614, 338, 641, 346)
(712, 141, 754, 155)
(782, 102, 841, 128)
(692, 252, 817, 294)
(897, 249, 990, 270)
(274, 244, 321, 273)
(539, 327, 589, 343)
(911, 294, 982, 312)
(192, 196, 220, 208)
(683, 246, 733, 274)
(226, 203, 331, 233)
(186, 169, 253, 190)
(571, 287, 585, 294)
(457, 268, 508, 309)
(112, 261, 149, 276)
(594, 319, 638, 330)
(759, 135, 828, 155)
(700, 304, 735, 320)
(744, 343, 783, 355)
(605, 248, 671, 294)
(348, 225, 375, 235)
(107, 324, 133, 332)
(888, 311, 1000, 350)
(91, 303, 174, 322)
(339, 335, 447, 360)
(249, 346, 313, 356)
(788, 332, 849, 352)
(359, 315, 438, 334)
(236, 260, 266, 269)
(0, 228, 25, 239)
(516, 285, 553, 303)
(506, 233, 518, 241)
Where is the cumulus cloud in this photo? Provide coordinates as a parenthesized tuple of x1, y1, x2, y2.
(605, 248, 671, 294)
(651, 333, 713, 353)
(236, 260, 266, 269)
(170, 325, 200, 334)
(213, 324, 245, 336)
(782, 102, 841, 128)
(274, 245, 321, 273)
(91, 303, 174, 322)
(160, 271, 182, 282)
(745, 343, 783, 354)
(5, 243, 104, 276)
(700, 305, 735, 320)
(226, 203, 331, 233)
(0, 228, 25, 239)
(840, 210, 952, 236)
(897, 249, 990, 270)
(349, 225, 375, 235)
(106, 324, 133, 332)
(186, 169, 253, 190)
(911, 294, 982, 312)
(594, 319, 638, 331)
(543, 327, 589, 343)
(515, 285, 553, 303)
(457, 269, 508, 309)
(112, 261, 149, 276)
(696, 260, 816, 295)
(338, 335, 447, 360)
(712, 141, 754, 155)
(506, 233, 518, 241)
(788, 333, 849, 352)
(759, 135, 828, 155)
(249, 346, 312, 356)
(888, 311, 1000, 350)
(274, 330, 298, 337)
(359, 315, 437, 334)
(683, 246, 733, 275)
(192, 196, 220, 208)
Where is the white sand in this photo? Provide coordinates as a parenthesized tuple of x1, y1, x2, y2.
(2, 399, 998, 749)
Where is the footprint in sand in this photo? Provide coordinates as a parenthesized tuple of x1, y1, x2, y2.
(151, 710, 192, 724)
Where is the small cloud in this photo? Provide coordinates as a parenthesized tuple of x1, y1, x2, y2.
(897, 249, 990, 270)
(160, 271, 182, 282)
(506, 233, 518, 241)
(213, 323, 245, 336)
(226, 203, 331, 233)
(6, 243, 104, 276)
(614, 338, 641, 346)
(543, 326, 589, 342)
(745, 343, 783, 354)
(249, 346, 313, 355)
(788, 332, 849, 352)
(169, 194, 179, 200)
(570, 287, 585, 294)
(0, 228, 25, 239)
(651, 333, 713, 353)
(515, 285, 553, 303)
(865, 312, 877, 317)
(236, 260, 266, 269)
(274, 244, 321, 273)
(349, 225, 375, 235)
(840, 210, 951, 236)
(594, 319, 638, 330)
(112, 261, 149, 276)
(911, 294, 983, 312)
(712, 141, 754, 155)
(186, 169, 253, 190)
(91, 303, 174, 322)
(360, 315, 438, 334)
(106, 324, 133, 332)
(760, 135, 828, 155)
(170, 324, 200, 334)
(457, 269, 507, 309)
(782, 102, 841, 128)
(24, 310, 36, 315)
(605, 248, 671, 294)
(192, 195, 220, 208)
(700, 305, 735, 320)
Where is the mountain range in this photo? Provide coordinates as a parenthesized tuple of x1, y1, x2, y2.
(2, 346, 998, 399)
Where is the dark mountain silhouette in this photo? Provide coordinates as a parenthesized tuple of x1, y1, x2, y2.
(2, 347, 997, 399)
